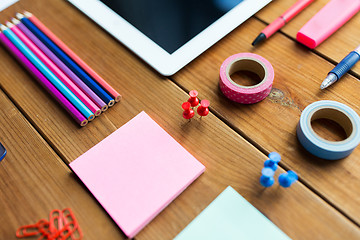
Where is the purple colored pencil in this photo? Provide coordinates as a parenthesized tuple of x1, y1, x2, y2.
(13, 18, 108, 112)
(0, 31, 88, 127)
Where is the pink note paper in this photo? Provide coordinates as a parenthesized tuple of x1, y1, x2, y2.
(70, 111, 205, 238)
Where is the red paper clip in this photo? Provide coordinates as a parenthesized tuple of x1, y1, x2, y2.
(62, 208, 83, 240)
(16, 223, 40, 238)
(36, 219, 52, 239)
(16, 219, 50, 239)
(49, 209, 64, 235)
(16, 208, 82, 240)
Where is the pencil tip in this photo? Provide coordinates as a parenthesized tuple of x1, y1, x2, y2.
(0, 24, 7, 31)
(11, 18, 20, 24)
(5, 21, 13, 28)
(23, 11, 32, 17)
(252, 33, 266, 46)
(16, 12, 24, 19)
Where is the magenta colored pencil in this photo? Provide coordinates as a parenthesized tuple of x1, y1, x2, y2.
(7, 22, 98, 120)
(0, 31, 88, 127)
(13, 18, 108, 112)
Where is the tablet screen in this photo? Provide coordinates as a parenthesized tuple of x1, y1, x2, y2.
(99, 0, 244, 54)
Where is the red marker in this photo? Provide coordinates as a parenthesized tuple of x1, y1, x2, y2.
(252, 0, 314, 46)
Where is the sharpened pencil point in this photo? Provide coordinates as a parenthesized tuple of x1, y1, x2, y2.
(23, 11, 32, 17)
(0, 24, 7, 31)
(5, 22, 14, 28)
(252, 33, 266, 46)
(16, 13, 25, 19)
(12, 18, 20, 25)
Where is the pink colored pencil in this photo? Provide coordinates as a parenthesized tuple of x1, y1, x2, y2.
(0, 31, 88, 126)
(7, 22, 101, 118)
(13, 18, 108, 112)
(24, 11, 122, 103)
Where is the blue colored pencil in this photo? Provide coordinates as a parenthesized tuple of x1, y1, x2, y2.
(0, 24, 94, 121)
(17, 14, 115, 106)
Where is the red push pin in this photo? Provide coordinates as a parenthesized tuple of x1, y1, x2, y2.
(188, 90, 199, 107)
(197, 99, 210, 117)
(182, 102, 195, 119)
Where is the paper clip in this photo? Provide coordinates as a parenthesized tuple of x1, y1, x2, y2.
(36, 219, 52, 239)
(16, 223, 40, 238)
(62, 208, 76, 224)
(16, 219, 50, 239)
(49, 209, 64, 234)
(16, 208, 82, 240)
(62, 208, 83, 240)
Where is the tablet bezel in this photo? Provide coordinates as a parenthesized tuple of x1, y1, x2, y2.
(67, 0, 272, 76)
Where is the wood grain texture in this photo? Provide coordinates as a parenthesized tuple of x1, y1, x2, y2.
(0, 90, 126, 239)
(172, 16, 360, 225)
(256, 0, 360, 76)
(0, 0, 358, 239)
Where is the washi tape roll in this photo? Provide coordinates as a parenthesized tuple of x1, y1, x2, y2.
(297, 100, 360, 160)
(219, 53, 274, 104)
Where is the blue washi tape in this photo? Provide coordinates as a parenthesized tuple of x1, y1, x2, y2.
(297, 100, 360, 160)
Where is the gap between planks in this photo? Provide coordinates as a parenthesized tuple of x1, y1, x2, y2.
(168, 75, 360, 229)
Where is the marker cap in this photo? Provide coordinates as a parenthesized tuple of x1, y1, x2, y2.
(296, 0, 360, 49)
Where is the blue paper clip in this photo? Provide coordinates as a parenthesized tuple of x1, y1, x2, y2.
(0, 142, 7, 161)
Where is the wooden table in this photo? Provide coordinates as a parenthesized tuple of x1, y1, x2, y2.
(1, 0, 360, 239)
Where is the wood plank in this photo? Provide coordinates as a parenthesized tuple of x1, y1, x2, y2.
(256, 0, 360, 76)
(136, 115, 360, 240)
(172, 16, 360, 225)
(0, 90, 126, 239)
(0, 0, 358, 239)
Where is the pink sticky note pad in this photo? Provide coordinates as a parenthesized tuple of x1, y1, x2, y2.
(70, 112, 205, 238)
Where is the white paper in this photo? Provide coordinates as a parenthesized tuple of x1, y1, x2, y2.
(0, 0, 18, 12)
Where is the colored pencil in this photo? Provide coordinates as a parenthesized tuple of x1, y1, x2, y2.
(13, 18, 108, 113)
(0, 24, 94, 121)
(24, 11, 122, 103)
(7, 21, 100, 118)
(18, 13, 115, 107)
(0, 31, 88, 126)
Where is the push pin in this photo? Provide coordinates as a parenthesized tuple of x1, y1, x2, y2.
(0, 142, 6, 162)
(264, 152, 281, 171)
(188, 90, 199, 107)
(278, 170, 298, 188)
(260, 167, 275, 187)
(197, 99, 210, 117)
(182, 102, 195, 120)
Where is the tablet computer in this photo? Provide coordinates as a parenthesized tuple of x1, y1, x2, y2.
(67, 0, 271, 76)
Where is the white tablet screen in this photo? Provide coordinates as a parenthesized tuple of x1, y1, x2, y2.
(99, 0, 244, 54)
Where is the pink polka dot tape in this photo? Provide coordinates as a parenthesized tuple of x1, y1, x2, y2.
(219, 53, 274, 104)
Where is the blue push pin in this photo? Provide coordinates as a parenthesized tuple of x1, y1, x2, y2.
(264, 152, 281, 171)
(0, 142, 6, 162)
(260, 167, 275, 187)
(278, 170, 298, 188)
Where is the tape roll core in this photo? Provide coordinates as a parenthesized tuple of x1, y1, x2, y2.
(226, 58, 266, 89)
(309, 107, 353, 139)
(220, 53, 274, 104)
(297, 100, 360, 160)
